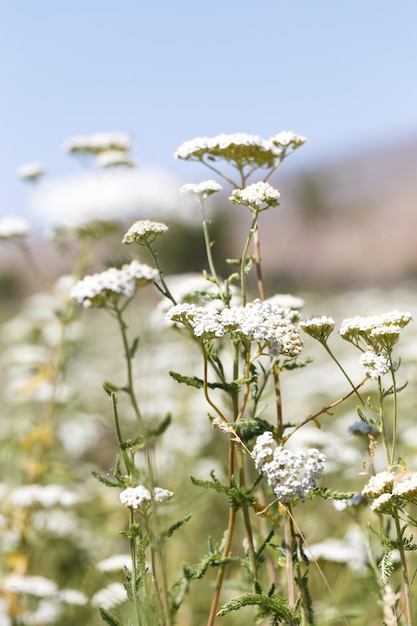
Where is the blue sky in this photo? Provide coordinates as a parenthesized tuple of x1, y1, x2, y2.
(1, 0, 417, 218)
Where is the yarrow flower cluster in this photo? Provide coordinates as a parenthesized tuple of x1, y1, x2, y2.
(362, 471, 417, 512)
(62, 132, 132, 155)
(9, 484, 79, 508)
(167, 299, 303, 358)
(251, 432, 326, 504)
(174, 131, 306, 170)
(180, 180, 223, 201)
(0, 216, 30, 240)
(229, 182, 280, 210)
(359, 350, 391, 379)
(96, 150, 135, 168)
(300, 315, 336, 343)
(16, 161, 46, 181)
(122, 219, 169, 245)
(339, 310, 412, 351)
(120, 485, 173, 510)
(71, 260, 158, 308)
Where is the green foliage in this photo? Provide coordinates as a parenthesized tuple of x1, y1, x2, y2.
(379, 550, 395, 584)
(166, 514, 192, 538)
(99, 608, 124, 626)
(190, 471, 259, 508)
(169, 370, 238, 392)
(217, 593, 300, 624)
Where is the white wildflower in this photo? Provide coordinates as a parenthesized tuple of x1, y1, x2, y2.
(120, 485, 152, 509)
(122, 219, 169, 245)
(71, 260, 158, 308)
(91, 582, 127, 610)
(220, 299, 302, 358)
(17, 161, 46, 181)
(174, 131, 305, 169)
(167, 303, 225, 338)
(3, 575, 58, 597)
(360, 351, 391, 379)
(393, 473, 417, 499)
(370, 492, 395, 513)
(229, 181, 280, 209)
(9, 484, 79, 509)
(180, 180, 222, 201)
(269, 130, 306, 149)
(251, 432, 326, 504)
(362, 471, 395, 498)
(58, 589, 88, 605)
(97, 554, 132, 572)
(300, 315, 335, 342)
(0, 216, 30, 240)
(340, 310, 412, 348)
(62, 132, 131, 155)
(96, 150, 135, 168)
(154, 487, 174, 503)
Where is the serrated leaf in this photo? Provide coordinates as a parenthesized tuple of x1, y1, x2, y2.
(217, 593, 298, 622)
(166, 514, 192, 538)
(99, 607, 123, 626)
(92, 469, 122, 488)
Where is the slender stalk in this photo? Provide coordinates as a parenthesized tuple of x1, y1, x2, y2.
(207, 501, 238, 626)
(114, 301, 172, 625)
(284, 508, 296, 624)
(129, 508, 143, 626)
(146, 243, 177, 304)
(321, 341, 367, 407)
(378, 377, 392, 468)
(253, 228, 265, 301)
(389, 357, 399, 466)
(240, 211, 259, 306)
(393, 510, 414, 625)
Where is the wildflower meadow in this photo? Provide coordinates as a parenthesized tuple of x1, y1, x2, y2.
(1, 130, 417, 625)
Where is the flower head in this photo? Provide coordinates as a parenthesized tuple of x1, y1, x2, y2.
(120, 485, 173, 510)
(96, 150, 136, 168)
(229, 181, 280, 210)
(340, 310, 412, 351)
(300, 315, 335, 343)
(359, 351, 391, 379)
(174, 131, 305, 172)
(122, 219, 169, 245)
(252, 432, 326, 504)
(362, 471, 395, 498)
(167, 299, 303, 358)
(71, 260, 158, 308)
(17, 161, 46, 182)
(120, 485, 151, 509)
(180, 180, 222, 201)
(392, 473, 417, 501)
(63, 132, 131, 155)
(0, 216, 30, 240)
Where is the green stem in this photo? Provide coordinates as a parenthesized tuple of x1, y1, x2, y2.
(393, 510, 414, 625)
(378, 378, 391, 468)
(389, 358, 398, 466)
(129, 508, 142, 626)
(114, 301, 172, 625)
(321, 342, 367, 407)
(240, 211, 259, 306)
(146, 243, 176, 304)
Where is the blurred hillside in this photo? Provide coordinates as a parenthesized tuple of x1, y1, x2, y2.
(236, 137, 417, 288)
(2, 137, 417, 297)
